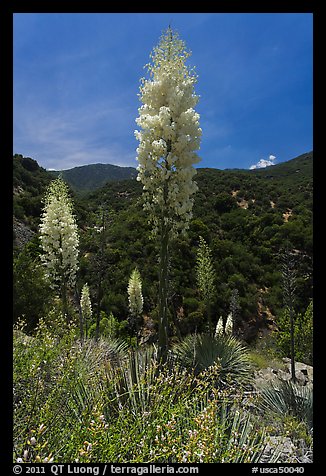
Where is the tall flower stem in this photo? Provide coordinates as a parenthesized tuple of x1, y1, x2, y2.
(135, 27, 201, 363)
(206, 300, 213, 337)
(157, 218, 170, 363)
(157, 147, 172, 363)
(61, 280, 68, 323)
(74, 285, 84, 342)
(127, 267, 143, 341)
(282, 247, 297, 382)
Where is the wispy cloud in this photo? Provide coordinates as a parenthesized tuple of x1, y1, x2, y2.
(14, 94, 138, 170)
(249, 154, 276, 170)
(14, 13, 312, 170)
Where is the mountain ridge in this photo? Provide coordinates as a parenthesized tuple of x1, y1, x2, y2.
(49, 162, 137, 192)
(13, 151, 312, 233)
(47, 150, 313, 192)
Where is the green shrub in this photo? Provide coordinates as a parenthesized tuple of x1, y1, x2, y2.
(14, 322, 284, 463)
(259, 379, 313, 432)
(274, 301, 313, 365)
(88, 312, 128, 340)
(13, 247, 54, 330)
(172, 333, 252, 386)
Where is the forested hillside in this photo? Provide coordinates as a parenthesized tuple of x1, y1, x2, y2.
(49, 162, 137, 192)
(13, 154, 52, 225)
(13, 151, 313, 343)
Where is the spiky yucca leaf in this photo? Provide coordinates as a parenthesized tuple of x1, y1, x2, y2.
(80, 337, 129, 369)
(105, 346, 158, 417)
(172, 333, 252, 386)
(259, 379, 313, 431)
(105, 345, 196, 420)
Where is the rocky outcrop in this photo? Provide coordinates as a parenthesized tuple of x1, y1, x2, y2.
(261, 436, 313, 463)
(254, 358, 313, 388)
(253, 359, 313, 463)
(13, 218, 35, 248)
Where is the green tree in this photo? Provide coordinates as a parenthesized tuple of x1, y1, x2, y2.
(13, 244, 54, 331)
(229, 288, 241, 336)
(214, 192, 237, 213)
(86, 205, 113, 340)
(295, 300, 313, 365)
(275, 301, 313, 366)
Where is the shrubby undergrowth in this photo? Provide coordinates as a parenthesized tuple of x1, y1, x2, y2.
(13, 316, 285, 464)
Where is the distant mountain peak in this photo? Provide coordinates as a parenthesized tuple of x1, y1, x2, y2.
(49, 163, 137, 192)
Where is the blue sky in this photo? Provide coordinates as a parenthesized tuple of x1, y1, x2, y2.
(13, 13, 313, 171)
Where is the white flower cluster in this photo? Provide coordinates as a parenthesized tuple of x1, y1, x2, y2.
(215, 317, 224, 337)
(39, 177, 79, 290)
(214, 314, 233, 336)
(135, 28, 202, 234)
(127, 268, 143, 317)
(225, 312, 233, 336)
(80, 283, 92, 320)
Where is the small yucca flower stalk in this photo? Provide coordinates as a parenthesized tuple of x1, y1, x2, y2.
(128, 268, 143, 319)
(127, 268, 143, 341)
(225, 313, 233, 336)
(215, 317, 224, 337)
(80, 283, 92, 335)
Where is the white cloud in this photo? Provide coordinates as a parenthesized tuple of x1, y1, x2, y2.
(249, 154, 276, 170)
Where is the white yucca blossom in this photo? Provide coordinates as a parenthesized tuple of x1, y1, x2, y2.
(225, 312, 233, 336)
(127, 268, 143, 317)
(39, 177, 79, 290)
(135, 27, 202, 235)
(80, 283, 92, 320)
(215, 317, 224, 337)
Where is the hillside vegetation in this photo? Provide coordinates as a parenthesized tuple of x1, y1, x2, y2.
(13, 151, 312, 343)
(13, 151, 313, 464)
(49, 162, 137, 192)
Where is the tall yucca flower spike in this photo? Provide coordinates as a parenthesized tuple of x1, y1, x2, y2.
(39, 176, 79, 318)
(135, 26, 202, 236)
(135, 27, 201, 362)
